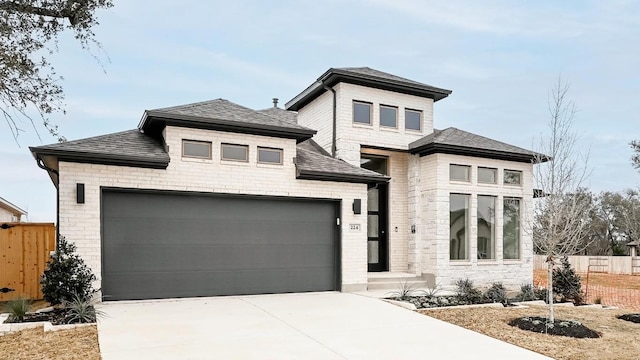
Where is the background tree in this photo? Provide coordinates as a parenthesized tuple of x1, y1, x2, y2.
(631, 140, 640, 170)
(532, 77, 591, 323)
(0, 0, 112, 142)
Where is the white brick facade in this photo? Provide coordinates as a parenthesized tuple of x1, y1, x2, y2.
(58, 126, 370, 293)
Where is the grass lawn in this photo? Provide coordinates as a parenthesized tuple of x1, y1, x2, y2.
(422, 305, 640, 360)
(0, 325, 100, 360)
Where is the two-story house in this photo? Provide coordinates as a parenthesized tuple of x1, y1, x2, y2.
(30, 67, 543, 301)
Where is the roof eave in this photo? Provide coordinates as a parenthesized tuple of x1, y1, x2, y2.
(296, 168, 390, 184)
(30, 148, 169, 169)
(143, 111, 316, 142)
(410, 143, 542, 163)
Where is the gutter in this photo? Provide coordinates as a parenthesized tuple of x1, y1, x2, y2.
(35, 156, 61, 249)
(322, 81, 337, 157)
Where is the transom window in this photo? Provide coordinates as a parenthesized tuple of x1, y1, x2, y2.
(182, 140, 212, 159)
(221, 143, 248, 162)
(478, 167, 497, 184)
(450, 193, 469, 260)
(353, 101, 372, 125)
(257, 147, 283, 164)
(504, 169, 522, 185)
(360, 155, 388, 175)
(379, 105, 397, 128)
(405, 109, 422, 131)
(450, 164, 470, 182)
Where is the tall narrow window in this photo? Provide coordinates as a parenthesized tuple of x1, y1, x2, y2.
(503, 197, 521, 260)
(353, 101, 372, 124)
(450, 194, 469, 260)
(477, 196, 496, 260)
(380, 105, 397, 128)
(405, 109, 422, 131)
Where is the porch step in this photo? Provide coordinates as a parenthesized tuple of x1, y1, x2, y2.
(366, 272, 435, 291)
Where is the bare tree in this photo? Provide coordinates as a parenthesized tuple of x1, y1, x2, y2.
(532, 77, 591, 323)
(0, 0, 112, 143)
(631, 140, 640, 171)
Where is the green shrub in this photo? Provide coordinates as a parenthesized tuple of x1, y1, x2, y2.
(552, 256, 583, 304)
(483, 282, 509, 305)
(516, 283, 538, 302)
(63, 293, 105, 324)
(455, 278, 482, 304)
(41, 236, 97, 305)
(387, 281, 419, 299)
(3, 297, 31, 323)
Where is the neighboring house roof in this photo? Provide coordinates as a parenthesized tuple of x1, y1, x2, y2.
(409, 127, 548, 163)
(286, 67, 452, 111)
(257, 107, 298, 124)
(30, 130, 170, 169)
(0, 196, 27, 217)
(296, 140, 389, 183)
(141, 99, 315, 142)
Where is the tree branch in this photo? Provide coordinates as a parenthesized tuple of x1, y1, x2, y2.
(0, 1, 82, 25)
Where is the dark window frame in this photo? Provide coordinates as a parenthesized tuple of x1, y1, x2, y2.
(503, 197, 522, 260)
(221, 143, 249, 162)
(257, 146, 284, 165)
(503, 169, 523, 186)
(404, 108, 423, 131)
(353, 100, 373, 125)
(182, 139, 212, 159)
(449, 193, 470, 261)
(379, 104, 398, 128)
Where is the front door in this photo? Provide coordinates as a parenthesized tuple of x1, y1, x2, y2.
(361, 154, 389, 272)
(367, 183, 388, 272)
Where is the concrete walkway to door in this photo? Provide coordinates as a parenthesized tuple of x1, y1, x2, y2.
(97, 292, 551, 359)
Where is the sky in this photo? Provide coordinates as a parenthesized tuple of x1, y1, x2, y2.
(1, 0, 639, 222)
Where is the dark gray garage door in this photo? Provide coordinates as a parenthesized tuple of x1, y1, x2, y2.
(102, 190, 339, 301)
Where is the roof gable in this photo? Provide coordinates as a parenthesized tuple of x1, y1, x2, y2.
(0, 196, 27, 216)
(286, 67, 452, 111)
(141, 99, 314, 142)
(409, 127, 547, 163)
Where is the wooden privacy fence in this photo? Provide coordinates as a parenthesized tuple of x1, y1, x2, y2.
(0, 223, 56, 301)
(534, 255, 640, 275)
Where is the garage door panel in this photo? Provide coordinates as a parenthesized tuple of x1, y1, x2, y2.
(102, 191, 339, 300)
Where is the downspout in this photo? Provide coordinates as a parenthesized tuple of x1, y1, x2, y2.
(36, 157, 60, 250)
(322, 81, 337, 157)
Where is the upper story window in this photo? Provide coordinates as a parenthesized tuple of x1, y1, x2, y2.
(478, 167, 497, 184)
(379, 105, 397, 128)
(504, 169, 522, 186)
(450, 164, 470, 182)
(221, 143, 249, 162)
(405, 109, 422, 131)
(182, 140, 212, 159)
(361, 154, 388, 175)
(257, 147, 283, 164)
(353, 101, 372, 125)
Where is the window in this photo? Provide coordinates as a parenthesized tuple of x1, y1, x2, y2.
(380, 105, 397, 128)
(182, 140, 211, 159)
(504, 169, 522, 185)
(478, 167, 497, 184)
(450, 164, 470, 182)
(360, 155, 388, 175)
(450, 194, 469, 260)
(477, 196, 496, 260)
(503, 198, 521, 260)
(405, 109, 422, 131)
(221, 143, 248, 162)
(353, 101, 372, 125)
(257, 147, 283, 164)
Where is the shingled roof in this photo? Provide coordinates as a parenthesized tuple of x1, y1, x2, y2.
(141, 99, 315, 142)
(296, 140, 388, 183)
(286, 67, 452, 111)
(257, 107, 298, 124)
(409, 127, 547, 163)
(30, 130, 170, 169)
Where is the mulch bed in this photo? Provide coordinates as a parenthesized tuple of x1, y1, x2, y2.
(509, 316, 600, 338)
(617, 314, 640, 324)
(387, 295, 514, 309)
(5, 309, 74, 325)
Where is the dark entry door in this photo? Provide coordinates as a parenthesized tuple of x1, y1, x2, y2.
(101, 190, 339, 301)
(367, 183, 388, 272)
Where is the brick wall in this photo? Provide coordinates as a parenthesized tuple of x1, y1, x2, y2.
(58, 126, 370, 293)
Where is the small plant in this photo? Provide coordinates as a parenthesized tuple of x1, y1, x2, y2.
(517, 283, 538, 302)
(455, 278, 482, 304)
(420, 281, 442, 298)
(552, 256, 583, 304)
(594, 297, 602, 305)
(387, 281, 419, 299)
(41, 236, 97, 305)
(63, 293, 105, 324)
(483, 282, 509, 305)
(3, 297, 31, 323)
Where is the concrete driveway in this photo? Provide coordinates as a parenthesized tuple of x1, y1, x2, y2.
(97, 292, 550, 359)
